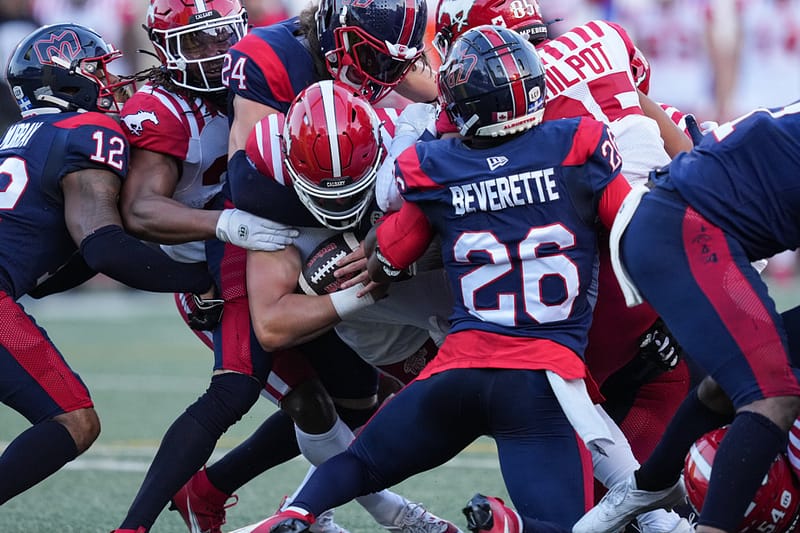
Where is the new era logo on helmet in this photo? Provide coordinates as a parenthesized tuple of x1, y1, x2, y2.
(487, 156, 508, 171)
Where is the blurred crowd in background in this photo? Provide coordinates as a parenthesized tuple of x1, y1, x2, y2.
(2, 0, 799, 281)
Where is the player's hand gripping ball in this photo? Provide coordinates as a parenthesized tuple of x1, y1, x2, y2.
(298, 232, 360, 295)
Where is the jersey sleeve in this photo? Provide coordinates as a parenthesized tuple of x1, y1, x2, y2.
(245, 112, 289, 185)
(561, 117, 627, 225)
(606, 20, 638, 61)
(394, 142, 443, 199)
(54, 113, 129, 180)
(224, 23, 316, 112)
(374, 201, 434, 269)
(119, 89, 189, 160)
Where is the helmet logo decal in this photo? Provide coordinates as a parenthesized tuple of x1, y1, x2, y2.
(437, 0, 475, 34)
(122, 110, 160, 136)
(342, 0, 375, 7)
(34, 30, 81, 66)
(442, 52, 477, 87)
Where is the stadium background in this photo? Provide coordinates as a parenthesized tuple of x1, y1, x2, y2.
(0, 0, 799, 531)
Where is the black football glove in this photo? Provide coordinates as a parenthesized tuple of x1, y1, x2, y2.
(638, 318, 683, 371)
(684, 114, 706, 147)
(186, 293, 224, 331)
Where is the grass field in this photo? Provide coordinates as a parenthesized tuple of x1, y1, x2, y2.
(0, 291, 510, 533)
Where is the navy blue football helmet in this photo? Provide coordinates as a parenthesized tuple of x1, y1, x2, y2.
(438, 24, 546, 137)
(315, 0, 427, 103)
(6, 23, 131, 116)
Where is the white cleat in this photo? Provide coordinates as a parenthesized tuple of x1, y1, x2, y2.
(386, 502, 463, 533)
(572, 475, 687, 533)
(310, 509, 350, 533)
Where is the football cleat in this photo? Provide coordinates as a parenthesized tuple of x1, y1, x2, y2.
(310, 509, 350, 533)
(389, 502, 463, 533)
(462, 494, 522, 533)
(248, 509, 315, 533)
(572, 474, 687, 533)
(169, 468, 238, 533)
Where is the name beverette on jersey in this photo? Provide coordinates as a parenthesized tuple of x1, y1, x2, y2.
(450, 167, 560, 216)
(0, 122, 43, 150)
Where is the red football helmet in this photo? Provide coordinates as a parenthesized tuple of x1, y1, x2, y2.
(282, 80, 383, 230)
(685, 427, 800, 532)
(433, 0, 548, 61)
(630, 46, 651, 94)
(145, 0, 247, 92)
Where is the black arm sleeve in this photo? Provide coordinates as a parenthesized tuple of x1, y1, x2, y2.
(228, 149, 320, 227)
(28, 253, 97, 299)
(79, 225, 213, 294)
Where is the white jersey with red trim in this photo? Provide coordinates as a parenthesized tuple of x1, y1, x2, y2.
(246, 109, 452, 365)
(120, 83, 229, 262)
(537, 20, 670, 183)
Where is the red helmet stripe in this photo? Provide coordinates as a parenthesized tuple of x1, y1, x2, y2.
(478, 26, 525, 120)
(397, 0, 418, 47)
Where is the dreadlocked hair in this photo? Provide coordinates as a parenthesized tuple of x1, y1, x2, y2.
(298, 2, 331, 81)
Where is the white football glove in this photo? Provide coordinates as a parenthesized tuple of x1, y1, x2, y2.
(215, 209, 299, 251)
(392, 103, 437, 151)
(376, 103, 437, 213)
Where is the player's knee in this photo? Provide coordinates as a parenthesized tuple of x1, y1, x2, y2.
(54, 408, 101, 454)
(697, 376, 734, 415)
(281, 379, 338, 434)
(186, 372, 261, 434)
(746, 395, 800, 432)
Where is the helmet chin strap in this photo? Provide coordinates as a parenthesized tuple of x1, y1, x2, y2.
(36, 94, 88, 114)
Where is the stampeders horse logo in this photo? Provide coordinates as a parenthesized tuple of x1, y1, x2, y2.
(437, 0, 476, 34)
(122, 110, 160, 136)
(34, 30, 82, 66)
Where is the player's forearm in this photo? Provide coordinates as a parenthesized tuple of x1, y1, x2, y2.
(122, 195, 220, 244)
(251, 294, 341, 351)
(80, 224, 213, 293)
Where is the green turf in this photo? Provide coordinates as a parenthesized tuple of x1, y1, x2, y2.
(0, 291, 509, 532)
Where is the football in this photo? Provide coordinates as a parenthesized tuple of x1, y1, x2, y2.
(298, 232, 361, 295)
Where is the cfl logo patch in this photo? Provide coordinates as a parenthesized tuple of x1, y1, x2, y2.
(237, 225, 249, 240)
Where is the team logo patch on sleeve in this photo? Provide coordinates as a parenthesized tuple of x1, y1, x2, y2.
(122, 110, 160, 136)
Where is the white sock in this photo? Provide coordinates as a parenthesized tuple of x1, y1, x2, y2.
(592, 406, 640, 488)
(294, 418, 409, 527)
(295, 418, 354, 465)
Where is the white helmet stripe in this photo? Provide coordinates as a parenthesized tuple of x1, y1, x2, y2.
(194, 0, 208, 12)
(320, 81, 342, 178)
(268, 113, 286, 186)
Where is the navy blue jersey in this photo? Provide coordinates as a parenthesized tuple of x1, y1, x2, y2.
(395, 117, 622, 356)
(224, 18, 320, 113)
(665, 101, 800, 260)
(0, 112, 128, 299)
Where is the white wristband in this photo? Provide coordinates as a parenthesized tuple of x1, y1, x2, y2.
(329, 283, 375, 319)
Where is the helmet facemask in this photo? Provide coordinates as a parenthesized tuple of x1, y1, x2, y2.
(149, 11, 247, 92)
(324, 24, 422, 103)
